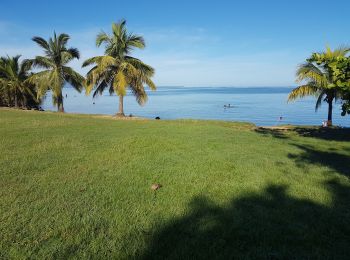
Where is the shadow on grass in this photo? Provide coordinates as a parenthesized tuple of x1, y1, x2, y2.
(137, 181, 350, 259)
(254, 127, 290, 139)
(135, 126, 350, 258)
(255, 126, 350, 142)
(288, 144, 350, 178)
(293, 127, 350, 142)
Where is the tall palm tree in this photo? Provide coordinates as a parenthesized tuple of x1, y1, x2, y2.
(288, 46, 350, 126)
(0, 55, 37, 108)
(27, 33, 85, 112)
(82, 20, 156, 116)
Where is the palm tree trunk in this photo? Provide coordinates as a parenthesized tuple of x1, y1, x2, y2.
(116, 95, 125, 117)
(14, 90, 18, 108)
(327, 98, 333, 127)
(23, 96, 28, 109)
(57, 94, 64, 112)
(14, 95, 18, 108)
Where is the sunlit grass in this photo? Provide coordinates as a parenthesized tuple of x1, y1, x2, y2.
(1, 109, 349, 258)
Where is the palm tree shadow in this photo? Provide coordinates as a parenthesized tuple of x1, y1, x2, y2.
(137, 181, 350, 259)
(293, 127, 350, 141)
(288, 144, 350, 178)
(255, 126, 350, 142)
(254, 127, 290, 139)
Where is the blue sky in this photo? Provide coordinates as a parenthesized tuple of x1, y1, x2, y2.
(0, 0, 349, 86)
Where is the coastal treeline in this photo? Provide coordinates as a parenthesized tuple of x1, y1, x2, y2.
(0, 55, 39, 108)
(0, 20, 155, 115)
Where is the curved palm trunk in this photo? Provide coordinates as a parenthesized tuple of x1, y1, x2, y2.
(116, 95, 125, 117)
(57, 94, 64, 112)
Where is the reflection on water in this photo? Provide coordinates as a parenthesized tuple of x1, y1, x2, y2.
(42, 86, 349, 126)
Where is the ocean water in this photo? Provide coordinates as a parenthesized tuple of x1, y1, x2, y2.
(42, 86, 350, 127)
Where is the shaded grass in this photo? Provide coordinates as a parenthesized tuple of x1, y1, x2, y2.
(0, 109, 350, 259)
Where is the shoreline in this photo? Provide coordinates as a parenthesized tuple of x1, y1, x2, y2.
(1, 106, 340, 129)
(0, 107, 148, 121)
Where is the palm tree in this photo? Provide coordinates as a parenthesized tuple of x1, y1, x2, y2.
(82, 20, 156, 116)
(0, 55, 37, 108)
(288, 46, 350, 126)
(27, 33, 85, 112)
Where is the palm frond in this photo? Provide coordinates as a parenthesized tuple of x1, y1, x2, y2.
(82, 56, 101, 67)
(112, 19, 126, 37)
(66, 48, 80, 59)
(62, 66, 85, 92)
(32, 36, 50, 51)
(21, 59, 33, 74)
(288, 83, 320, 102)
(323, 45, 350, 58)
(113, 70, 128, 96)
(96, 32, 111, 47)
(126, 57, 154, 76)
(296, 62, 328, 88)
(126, 34, 145, 49)
(315, 90, 326, 111)
(145, 77, 156, 91)
(58, 33, 70, 47)
(29, 56, 55, 69)
(26, 70, 52, 98)
(93, 81, 108, 98)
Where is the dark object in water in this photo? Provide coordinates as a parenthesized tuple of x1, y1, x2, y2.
(93, 102, 95, 105)
(224, 104, 234, 108)
(155, 116, 160, 120)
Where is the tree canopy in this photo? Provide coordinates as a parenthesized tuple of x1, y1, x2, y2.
(83, 20, 156, 116)
(26, 33, 85, 112)
(288, 46, 350, 125)
(0, 55, 39, 108)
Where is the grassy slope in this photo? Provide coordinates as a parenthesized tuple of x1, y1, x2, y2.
(0, 109, 350, 259)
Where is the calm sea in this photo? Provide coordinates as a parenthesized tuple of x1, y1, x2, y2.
(42, 86, 350, 127)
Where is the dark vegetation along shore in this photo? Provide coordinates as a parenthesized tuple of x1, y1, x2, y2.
(1, 109, 349, 259)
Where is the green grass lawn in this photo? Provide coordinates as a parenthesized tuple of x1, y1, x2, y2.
(1, 109, 350, 259)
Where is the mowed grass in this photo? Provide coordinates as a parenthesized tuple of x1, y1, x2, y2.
(1, 109, 350, 259)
